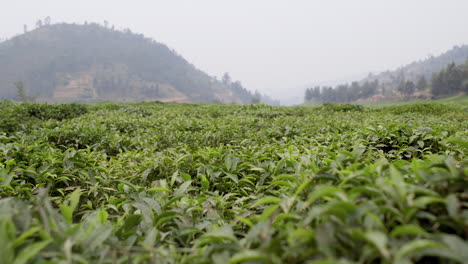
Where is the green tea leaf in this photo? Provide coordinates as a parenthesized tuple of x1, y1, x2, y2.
(395, 239, 444, 260)
(390, 225, 429, 238)
(174, 181, 192, 196)
(229, 250, 269, 264)
(13, 239, 51, 264)
(251, 196, 283, 207)
(364, 231, 389, 258)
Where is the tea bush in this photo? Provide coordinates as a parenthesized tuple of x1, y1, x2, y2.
(321, 102, 365, 112)
(0, 101, 466, 263)
(25, 103, 88, 121)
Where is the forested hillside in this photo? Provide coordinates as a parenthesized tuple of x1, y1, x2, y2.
(305, 45, 468, 103)
(0, 23, 256, 103)
(366, 45, 468, 85)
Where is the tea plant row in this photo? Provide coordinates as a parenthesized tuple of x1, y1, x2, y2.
(0, 101, 467, 263)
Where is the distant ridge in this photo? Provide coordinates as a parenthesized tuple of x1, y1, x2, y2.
(304, 45, 468, 103)
(361, 45, 468, 87)
(0, 23, 256, 103)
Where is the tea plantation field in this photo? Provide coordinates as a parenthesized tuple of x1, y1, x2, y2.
(0, 101, 467, 264)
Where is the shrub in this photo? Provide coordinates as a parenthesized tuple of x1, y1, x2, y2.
(321, 102, 365, 112)
(25, 103, 88, 120)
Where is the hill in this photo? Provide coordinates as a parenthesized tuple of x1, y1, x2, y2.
(0, 23, 255, 103)
(304, 45, 468, 103)
(362, 44, 468, 89)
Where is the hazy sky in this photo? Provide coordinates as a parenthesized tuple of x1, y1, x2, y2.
(1, 0, 468, 103)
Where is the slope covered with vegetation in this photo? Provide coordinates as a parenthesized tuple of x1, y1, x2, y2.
(366, 45, 468, 86)
(0, 101, 466, 263)
(0, 23, 255, 103)
(305, 45, 468, 103)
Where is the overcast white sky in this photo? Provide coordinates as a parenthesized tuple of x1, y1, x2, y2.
(1, 0, 468, 103)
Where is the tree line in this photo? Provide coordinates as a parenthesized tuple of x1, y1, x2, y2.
(304, 80, 379, 103)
